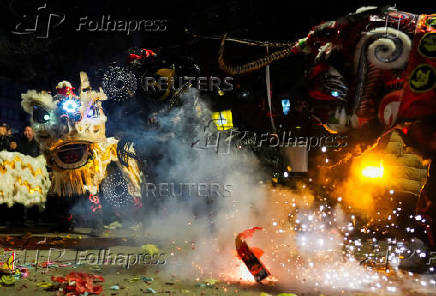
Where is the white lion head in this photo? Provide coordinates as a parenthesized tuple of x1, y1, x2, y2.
(21, 72, 120, 196)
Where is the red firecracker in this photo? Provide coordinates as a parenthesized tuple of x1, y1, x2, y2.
(235, 227, 271, 282)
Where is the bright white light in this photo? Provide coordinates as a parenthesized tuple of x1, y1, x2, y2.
(321, 146, 327, 153)
(284, 172, 289, 178)
(62, 99, 79, 113)
(331, 90, 339, 97)
(362, 163, 384, 178)
(43, 114, 50, 121)
(389, 189, 395, 195)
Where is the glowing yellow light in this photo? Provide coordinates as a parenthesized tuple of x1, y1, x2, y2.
(211, 110, 233, 131)
(362, 162, 384, 178)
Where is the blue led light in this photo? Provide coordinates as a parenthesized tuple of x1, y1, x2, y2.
(281, 99, 291, 115)
(62, 99, 79, 113)
(331, 91, 340, 97)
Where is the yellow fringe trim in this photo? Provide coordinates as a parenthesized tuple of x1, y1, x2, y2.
(50, 141, 118, 197)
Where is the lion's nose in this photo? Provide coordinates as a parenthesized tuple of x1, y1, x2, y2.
(57, 116, 79, 138)
(57, 117, 70, 136)
(59, 112, 83, 124)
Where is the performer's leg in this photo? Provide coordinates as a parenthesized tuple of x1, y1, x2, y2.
(416, 159, 436, 250)
(88, 193, 104, 236)
(90, 208, 104, 236)
(27, 205, 39, 225)
(0, 204, 8, 225)
(48, 196, 74, 232)
(11, 204, 24, 226)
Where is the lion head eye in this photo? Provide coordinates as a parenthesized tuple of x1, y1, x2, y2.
(33, 105, 51, 123)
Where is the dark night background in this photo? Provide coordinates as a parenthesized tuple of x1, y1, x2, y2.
(0, 0, 434, 133)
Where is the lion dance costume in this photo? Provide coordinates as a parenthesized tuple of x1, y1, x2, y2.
(20, 72, 142, 232)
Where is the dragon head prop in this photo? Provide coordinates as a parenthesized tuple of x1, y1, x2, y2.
(218, 7, 436, 135)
